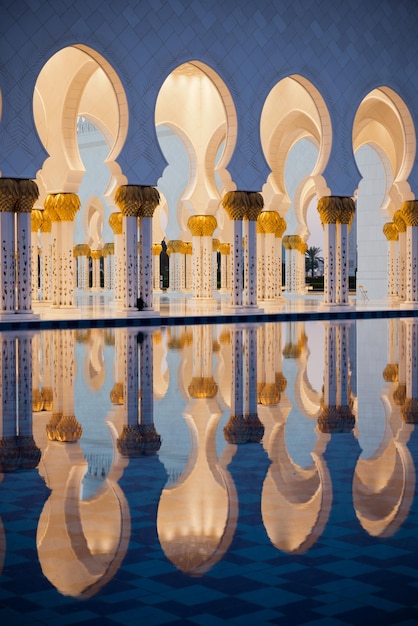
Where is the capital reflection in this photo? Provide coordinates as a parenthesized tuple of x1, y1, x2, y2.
(0, 318, 417, 597)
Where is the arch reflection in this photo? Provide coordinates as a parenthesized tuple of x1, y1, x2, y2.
(0, 318, 416, 596)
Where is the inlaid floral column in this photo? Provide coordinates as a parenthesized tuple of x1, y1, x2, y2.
(114, 186, 141, 312)
(257, 211, 285, 301)
(222, 191, 264, 308)
(39, 212, 52, 303)
(401, 200, 418, 306)
(275, 215, 286, 299)
(187, 215, 217, 299)
(222, 195, 245, 307)
(74, 244, 90, 290)
(90, 249, 102, 291)
(16, 180, 39, 313)
(152, 243, 162, 292)
(317, 196, 355, 306)
(31, 209, 43, 303)
(0, 179, 18, 315)
(185, 242, 193, 291)
(167, 240, 185, 292)
(393, 209, 407, 301)
(138, 190, 160, 310)
(245, 199, 263, 307)
(103, 243, 114, 290)
(383, 222, 399, 299)
(109, 212, 123, 305)
(212, 238, 220, 294)
(45, 193, 81, 308)
(219, 243, 231, 293)
(283, 235, 304, 293)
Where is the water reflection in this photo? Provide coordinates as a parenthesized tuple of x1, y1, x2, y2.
(0, 317, 418, 609)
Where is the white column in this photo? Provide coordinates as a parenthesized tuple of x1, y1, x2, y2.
(324, 223, 336, 305)
(124, 215, 138, 310)
(0, 212, 16, 313)
(231, 219, 243, 306)
(139, 215, 153, 309)
(405, 225, 418, 304)
(336, 222, 349, 305)
(16, 211, 32, 312)
(114, 233, 124, 303)
(201, 235, 212, 298)
(246, 219, 258, 307)
(40, 230, 52, 302)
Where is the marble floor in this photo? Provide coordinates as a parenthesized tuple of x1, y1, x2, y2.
(20, 289, 418, 330)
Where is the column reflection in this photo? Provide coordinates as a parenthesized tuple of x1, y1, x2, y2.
(157, 324, 236, 576)
(1, 317, 418, 594)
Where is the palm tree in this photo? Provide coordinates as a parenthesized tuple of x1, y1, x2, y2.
(305, 246, 323, 277)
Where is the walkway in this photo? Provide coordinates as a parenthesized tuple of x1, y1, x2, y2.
(1, 290, 414, 331)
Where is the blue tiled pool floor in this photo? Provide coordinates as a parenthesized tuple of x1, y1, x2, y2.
(1, 431, 418, 624)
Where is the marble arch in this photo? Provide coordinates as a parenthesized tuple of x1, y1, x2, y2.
(354, 87, 416, 300)
(33, 44, 128, 200)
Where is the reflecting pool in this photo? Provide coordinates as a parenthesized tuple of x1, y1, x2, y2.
(1, 317, 418, 624)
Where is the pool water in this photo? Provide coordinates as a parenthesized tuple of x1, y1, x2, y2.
(0, 317, 418, 625)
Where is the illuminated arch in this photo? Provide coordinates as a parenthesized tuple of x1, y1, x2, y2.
(33, 44, 128, 201)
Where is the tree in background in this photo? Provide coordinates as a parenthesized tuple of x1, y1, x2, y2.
(305, 246, 323, 277)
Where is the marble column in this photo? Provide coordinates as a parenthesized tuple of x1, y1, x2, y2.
(167, 240, 185, 292)
(317, 196, 355, 306)
(401, 200, 418, 306)
(219, 243, 231, 293)
(31, 209, 43, 304)
(152, 243, 162, 292)
(138, 193, 160, 310)
(39, 213, 52, 303)
(383, 222, 399, 299)
(90, 249, 102, 291)
(222, 191, 263, 309)
(393, 209, 407, 301)
(45, 193, 81, 308)
(114, 186, 141, 311)
(187, 214, 217, 299)
(109, 212, 124, 304)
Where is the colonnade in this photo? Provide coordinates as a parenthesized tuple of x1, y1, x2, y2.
(383, 200, 418, 305)
(3, 176, 418, 315)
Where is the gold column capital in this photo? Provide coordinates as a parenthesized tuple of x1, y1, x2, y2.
(401, 200, 418, 226)
(383, 222, 399, 241)
(187, 214, 217, 237)
(393, 209, 407, 233)
(152, 243, 162, 255)
(15, 179, 39, 213)
(45, 193, 80, 221)
(317, 196, 355, 227)
(219, 243, 230, 255)
(31, 209, 43, 232)
(283, 234, 304, 250)
(257, 210, 284, 235)
(90, 249, 102, 260)
(115, 184, 159, 217)
(0, 178, 19, 212)
(222, 190, 264, 221)
(103, 242, 115, 255)
(212, 238, 220, 252)
(73, 244, 90, 258)
(167, 239, 184, 254)
(109, 211, 123, 234)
